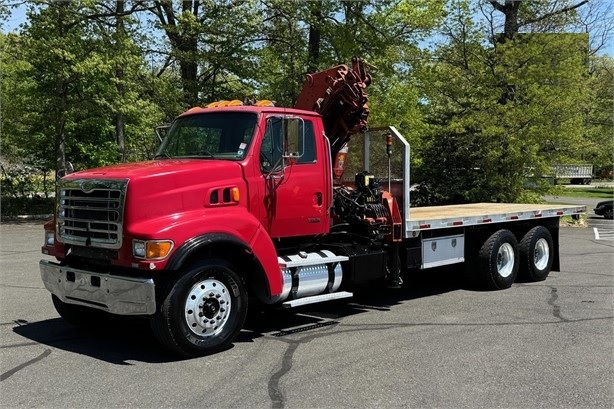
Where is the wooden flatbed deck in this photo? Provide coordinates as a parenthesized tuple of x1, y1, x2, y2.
(406, 203, 586, 232)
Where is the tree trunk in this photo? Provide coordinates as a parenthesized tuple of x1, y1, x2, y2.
(307, 2, 322, 73)
(502, 0, 520, 39)
(152, 1, 200, 107)
(54, 2, 68, 177)
(178, 36, 199, 106)
(115, 0, 126, 162)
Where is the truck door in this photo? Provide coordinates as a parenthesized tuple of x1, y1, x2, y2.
(252, 116, 330, 238)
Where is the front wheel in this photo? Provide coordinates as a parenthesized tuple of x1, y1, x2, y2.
(478, 229, 519, 290)
(150, 260, 248, 357)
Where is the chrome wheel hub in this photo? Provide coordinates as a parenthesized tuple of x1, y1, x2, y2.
(184, 278, 232, 337)
(497, 243, 515, 278)
(533, 238, 550, 270)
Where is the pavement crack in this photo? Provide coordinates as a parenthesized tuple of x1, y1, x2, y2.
(0, 348, 51, 382)
(547, 286, 570, 322)
(268, 341, 299, 409)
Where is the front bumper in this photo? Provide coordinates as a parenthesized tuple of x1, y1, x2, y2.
(40, 260, 156, 315)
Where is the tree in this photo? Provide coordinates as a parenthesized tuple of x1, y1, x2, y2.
(4, 0, 170, 181)
(85, 0, 171, 162)
(147, 0, 262, 107)
(413, 0, 594, 204)
(487, 0, 589, 40)
(584, 55, 614, 177)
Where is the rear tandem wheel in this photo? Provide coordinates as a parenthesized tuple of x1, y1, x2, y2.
(477, 229, 519, 290)
(518, 226, 554, 282)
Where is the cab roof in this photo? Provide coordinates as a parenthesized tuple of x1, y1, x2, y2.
(178, 104, 320, 118)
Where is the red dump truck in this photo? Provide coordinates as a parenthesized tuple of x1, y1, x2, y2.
(40, 58, 585, 357)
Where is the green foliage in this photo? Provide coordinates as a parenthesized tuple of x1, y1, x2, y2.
(1, 1, 171, 190)
(412, 0, 603, 205)
(550, 186, 614, 199)
(1, 162, 52, 199)
(0, 0, 611, 208)
(584, 56, 614, 176)
(0, 196, 55, 218)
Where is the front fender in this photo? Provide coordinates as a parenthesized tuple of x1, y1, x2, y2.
(126, 208, 282, 296)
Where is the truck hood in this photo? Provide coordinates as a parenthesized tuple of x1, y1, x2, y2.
(66, 159, 241, 180)
(64, 159, 247, 225)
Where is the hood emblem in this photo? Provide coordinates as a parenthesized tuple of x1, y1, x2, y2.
(80, 180, 97, 193)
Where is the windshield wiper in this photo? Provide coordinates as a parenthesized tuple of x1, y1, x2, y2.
(196, 149, 215, 158)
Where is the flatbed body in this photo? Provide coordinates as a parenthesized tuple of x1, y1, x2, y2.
(406, 203, 585, 232)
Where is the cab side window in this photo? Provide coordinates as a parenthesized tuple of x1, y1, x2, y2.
(260, 118, 316, 172)
(298, 121, 316, 164)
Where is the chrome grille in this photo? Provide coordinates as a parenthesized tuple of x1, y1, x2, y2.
(57, 179, 128, 249)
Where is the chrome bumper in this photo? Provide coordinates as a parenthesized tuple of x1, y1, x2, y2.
(40, 260, 156, 315)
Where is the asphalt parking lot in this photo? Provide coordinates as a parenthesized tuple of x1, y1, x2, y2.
(1, 219, 612, 408)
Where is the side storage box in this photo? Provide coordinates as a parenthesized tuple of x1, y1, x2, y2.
(421, 234, 465, 269)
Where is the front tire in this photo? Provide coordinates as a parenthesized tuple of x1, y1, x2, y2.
(150, 260, 248, 357)
(519, 226, 554, 282)
(478, 229, 519, 290)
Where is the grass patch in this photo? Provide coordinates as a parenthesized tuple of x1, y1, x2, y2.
(554, 187, 613, 199)
(559, 214, 588, 228)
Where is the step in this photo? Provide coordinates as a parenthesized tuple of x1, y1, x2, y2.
(281, 291, 353, 308)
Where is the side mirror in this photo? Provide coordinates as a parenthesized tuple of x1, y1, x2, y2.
(282, 117, 304, 161)
(155, 124, 171, 143)
(56, 162, 74, 179)
(262, 116, 305, 178)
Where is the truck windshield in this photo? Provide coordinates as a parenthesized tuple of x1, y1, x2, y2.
(155, 112, 257, 160)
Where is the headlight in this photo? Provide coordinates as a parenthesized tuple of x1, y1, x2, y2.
(132, 239, 174, 260)
(45, 231, 55, 246)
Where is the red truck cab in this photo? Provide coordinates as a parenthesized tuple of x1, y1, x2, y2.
(41, 103, 353, 356)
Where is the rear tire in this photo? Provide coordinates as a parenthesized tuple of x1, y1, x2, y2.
(478, 229, 519, 290)
(150, 259, 248, 357)
(604, 208, 613, 220)
(519, 226, 553, 282)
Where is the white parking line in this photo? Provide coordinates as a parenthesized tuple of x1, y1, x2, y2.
(593, 228, 614, 241)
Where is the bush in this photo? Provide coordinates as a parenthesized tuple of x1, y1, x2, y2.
(1, 196, 55, 218)
(1, 161, 54, 199)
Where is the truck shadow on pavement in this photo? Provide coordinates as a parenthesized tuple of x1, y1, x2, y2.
(13, 266, 471, 364)
(11, 316, 176, 364)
